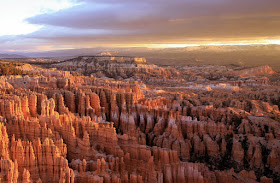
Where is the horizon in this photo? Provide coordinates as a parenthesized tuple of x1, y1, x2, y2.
(1, 42, 280, 55)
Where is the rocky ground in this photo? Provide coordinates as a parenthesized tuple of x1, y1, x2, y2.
(0, 56, 279, 183)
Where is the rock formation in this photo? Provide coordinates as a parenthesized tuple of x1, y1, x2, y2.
(0, 58, 278, 182)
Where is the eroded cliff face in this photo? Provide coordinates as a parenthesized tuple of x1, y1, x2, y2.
(0, 59, 279, 183)
(50, 56, 179, 80)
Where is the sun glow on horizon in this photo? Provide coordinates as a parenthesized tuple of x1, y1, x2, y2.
(3, 39, 280, 53)
(145, 39, 280, 48)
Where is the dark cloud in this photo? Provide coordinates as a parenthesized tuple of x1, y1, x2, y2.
(25, 0, 280, 40)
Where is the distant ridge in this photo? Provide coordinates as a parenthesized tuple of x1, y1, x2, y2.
(62, 55, 147, 64)
(2, 44, 280, 71)
(0, 54, 27, 59)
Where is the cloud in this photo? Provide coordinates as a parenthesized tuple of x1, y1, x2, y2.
(2, 0, 280, 51)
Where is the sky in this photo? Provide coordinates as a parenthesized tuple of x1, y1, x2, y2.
(1, 0, 280, 52)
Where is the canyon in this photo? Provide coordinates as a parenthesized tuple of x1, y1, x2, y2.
(0, 56, 279, 182)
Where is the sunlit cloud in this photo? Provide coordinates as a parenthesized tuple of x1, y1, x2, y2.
(0, 0, 79, 36)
